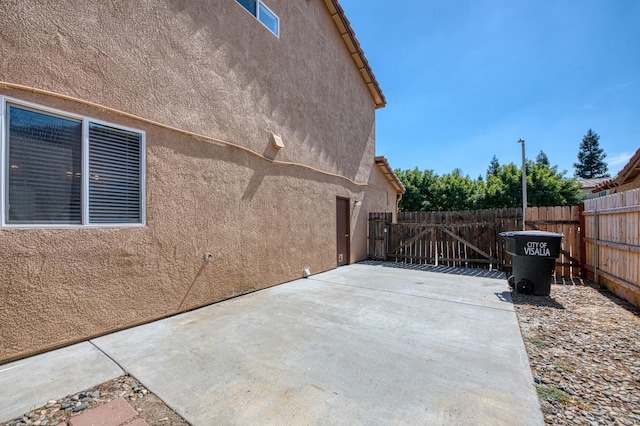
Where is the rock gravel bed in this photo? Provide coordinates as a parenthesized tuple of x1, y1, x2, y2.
(513, 281, 640, 425)
(0, 375, 189, 426)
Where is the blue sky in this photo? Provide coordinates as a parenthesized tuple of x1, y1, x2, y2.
(339, 0, 640, 180)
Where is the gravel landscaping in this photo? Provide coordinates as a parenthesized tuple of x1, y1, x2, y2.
(0, 375, 189, 426)
(514, 280, 640, 425)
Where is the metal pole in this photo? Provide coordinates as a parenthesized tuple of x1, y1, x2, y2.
(518, 139, 527, 231)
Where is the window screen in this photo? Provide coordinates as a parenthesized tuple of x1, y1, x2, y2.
(7, 105, 82, 224)
(3, 99, 145, 227)
(89, 123, 142, 223)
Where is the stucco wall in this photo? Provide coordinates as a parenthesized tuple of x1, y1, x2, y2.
(0, 1, 396, 362)
(1, 0, 376, 182)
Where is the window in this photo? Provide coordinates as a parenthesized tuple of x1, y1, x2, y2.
(1, 98, 145, 227)
(237, 0, 256, 15)
(258, 3, 279, 36)
(236, 0, 280, 37)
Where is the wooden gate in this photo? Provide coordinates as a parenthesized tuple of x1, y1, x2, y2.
(368, 206, 581, 277)
(368, 212, 392, 260)
(385, 209, 521, 271)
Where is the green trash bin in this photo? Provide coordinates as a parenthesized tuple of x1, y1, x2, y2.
(500, 230, 563, 296)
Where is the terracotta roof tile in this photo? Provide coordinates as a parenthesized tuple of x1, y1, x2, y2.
(593, 147, 640, 192)
(323, 0, 386, 108)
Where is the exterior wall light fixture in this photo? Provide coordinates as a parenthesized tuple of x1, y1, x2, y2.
(271, 133, 284, 150)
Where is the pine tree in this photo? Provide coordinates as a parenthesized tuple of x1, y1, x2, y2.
(574, 129, 609, 178)
(536, 150, 550, 166)
(487, 155, 500, 176)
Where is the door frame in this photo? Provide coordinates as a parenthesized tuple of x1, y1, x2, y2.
(336, 197, 351, 266)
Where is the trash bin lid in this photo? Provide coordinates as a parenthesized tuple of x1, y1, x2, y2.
(499, 230, 563, 238)
(500, 230, 563, 257)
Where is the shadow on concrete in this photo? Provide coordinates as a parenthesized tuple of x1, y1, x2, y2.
(359, 260, 507, 280)
(495, 291, 513, 303)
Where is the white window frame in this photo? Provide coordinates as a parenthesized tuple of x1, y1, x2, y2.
(235, 0, 280, 38)
(1, 96, 146, 228)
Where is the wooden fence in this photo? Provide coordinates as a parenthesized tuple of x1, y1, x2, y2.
(582, 189, 640, 306)
(368, 206, 581, 277)
(525, 206, 582, 278)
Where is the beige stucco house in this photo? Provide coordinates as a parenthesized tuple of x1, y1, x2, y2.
(577, 178, 609, 199)
(0, 0, 404, 363)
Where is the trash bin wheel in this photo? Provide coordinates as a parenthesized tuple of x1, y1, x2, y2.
(516, 279, 534, 295)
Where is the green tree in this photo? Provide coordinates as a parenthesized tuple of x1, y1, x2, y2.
(395, 159, 583, 212)
(487, 155, 500, 176)
(480, 161, 583, 208)
(536, 150, 550, 166)
(480, 163, 522, 209)
(574, 129, 609, 178)
(395, 168, 437, 212)
(527, 161, 583, 206)
(431, 169, 483, 211)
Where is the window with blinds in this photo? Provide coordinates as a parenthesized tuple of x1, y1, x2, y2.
(89, 123, 142, 223)
(7, 106, 82, 224)
(3, 99, 145, 227)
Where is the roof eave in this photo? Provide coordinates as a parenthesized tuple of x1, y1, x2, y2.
(375, 156, 405, 194)
(323, 0, 386, 109)
(593, 147, 640, 193)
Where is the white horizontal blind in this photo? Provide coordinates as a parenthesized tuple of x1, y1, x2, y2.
(88, 122, 142, 224)
(7, 105, 82, 224)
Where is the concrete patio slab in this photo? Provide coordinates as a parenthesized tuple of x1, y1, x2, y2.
(91, 263, 543, 425)
(0, 342, 123, 421)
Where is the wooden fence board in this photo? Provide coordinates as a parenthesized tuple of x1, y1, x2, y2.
(524, 205, 581, 276)
(371, 206, 581, 277)
(583, 188, 640, 307)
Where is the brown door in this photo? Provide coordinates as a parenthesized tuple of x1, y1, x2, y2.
(336, 197, 350, 267)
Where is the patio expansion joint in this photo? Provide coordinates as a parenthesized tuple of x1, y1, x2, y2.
(88, 340, 130, 376)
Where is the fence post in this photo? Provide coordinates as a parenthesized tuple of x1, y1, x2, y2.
(594, 209, 599, 285)
(578, 202, 586, 278)
(384, 212, 391, 261)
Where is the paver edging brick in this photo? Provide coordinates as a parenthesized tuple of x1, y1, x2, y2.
(69, 397, 140, 426)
